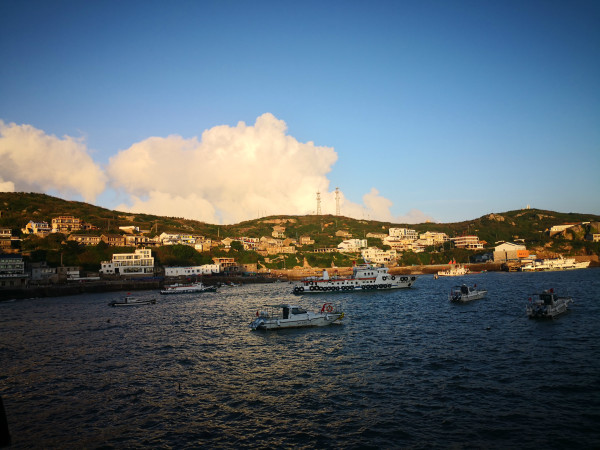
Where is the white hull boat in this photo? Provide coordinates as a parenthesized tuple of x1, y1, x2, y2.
(521, 257, 590, 272)
(438, 263, 470, 277)
(449, 284, 487, 302)
(250, 303, 344, 330)
(160, 282, 217, 294)
(526, 289, 573, 319)
(293, 263, 416, 294)
(108, 295, 156, 307)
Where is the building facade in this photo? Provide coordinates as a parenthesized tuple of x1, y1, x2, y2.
(100, 248, 154, 276)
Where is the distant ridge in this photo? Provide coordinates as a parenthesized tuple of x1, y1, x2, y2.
(1, 192, 599, 246)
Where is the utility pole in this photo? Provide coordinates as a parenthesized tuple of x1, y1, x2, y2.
(335, 187, 340, 216)
(316, 191, 322, 216)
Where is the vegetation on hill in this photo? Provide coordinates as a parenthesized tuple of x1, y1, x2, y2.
(1, 192, 598, 272)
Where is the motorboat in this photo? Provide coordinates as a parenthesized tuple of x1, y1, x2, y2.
(293, 263, 417, 294)
(437, 263, 470, 277)
(108, 295, 156, 307)
(160, 282, 217, 295)
(449, 284, 487, 302)
(526, 288, 573, 319)
(250, 302, 344, 330)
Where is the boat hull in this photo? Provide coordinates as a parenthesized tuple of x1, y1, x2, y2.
(294, 276, 416, 294)
(450, 290, 487, 302)
(250, 313, 344, 330)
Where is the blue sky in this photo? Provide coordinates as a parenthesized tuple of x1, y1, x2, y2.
(1, 0, 599, 224)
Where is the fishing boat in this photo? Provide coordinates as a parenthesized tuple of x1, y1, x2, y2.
(449, 284, 487, 302)
(526, 288, 573, 319)
(160, 282, 217, 294)
(292, 263, 416, 294)
(250, 302, 344, 330)
(437, 263, 470, 277)
(108, 295, 156, 307)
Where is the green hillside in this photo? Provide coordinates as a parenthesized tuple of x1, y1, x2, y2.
(1, 192, 599, 271)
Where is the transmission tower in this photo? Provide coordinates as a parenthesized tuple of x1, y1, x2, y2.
(316, 191, 322, 216)
(335, 187, 340, 216)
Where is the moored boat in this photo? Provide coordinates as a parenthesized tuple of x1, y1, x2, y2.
(250, 302, 344, 330)
(437, 263, 470, 277)
(108, 295, 156, 307)
(160, 282, 217, 294)
(449, 284, 487, 302)
(520, 256, 590, 272)
(293, 263, 416, 294)
(526, 288, 572, 319)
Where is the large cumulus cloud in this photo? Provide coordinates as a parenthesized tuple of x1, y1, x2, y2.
(0, 120, 106, 202)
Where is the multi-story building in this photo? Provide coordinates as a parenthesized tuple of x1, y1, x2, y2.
(452, 235, 483, 250)
(419, 231, 450, 245)
(299, 236, 315, 246)
(337, 239, 368, 253)
(361, 247, 398, 264)
(0, 254, 28, 288)
(68, 235, 102, 246)
(389, 228, 418, 241)
(51, 216, 81, 233)
(100, 248, 154, 276)
(101, 234, 127, 246)
(22, 220, 51, 236)
(0, 228, 11, 252)
(212, 257, 238, 273)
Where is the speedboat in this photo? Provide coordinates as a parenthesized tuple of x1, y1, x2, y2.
(160, 282, 217, 294)
(250, 302, 344, 330)
(449, 284, 487, 302)
(293, 263, 417, 294)
(108, 295, 156, 307)
(526, 288, 573, 319)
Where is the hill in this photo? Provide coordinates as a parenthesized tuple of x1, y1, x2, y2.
(1, 192, 599, 270)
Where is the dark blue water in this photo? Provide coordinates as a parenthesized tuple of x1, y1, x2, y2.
(1, 269, 599, 449)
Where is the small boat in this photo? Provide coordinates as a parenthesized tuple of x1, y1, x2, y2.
(250, 302, 344, 330)
(160, 282, 217, 295)
(293, 263, 417, 294)
(526, 288, 573, 319)
(437, 263, 470, 277)
(449, 284, 487, 302)
(108, 295, 156, 307)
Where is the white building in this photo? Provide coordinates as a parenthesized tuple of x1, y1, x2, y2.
(452, 236, 484, 249)
(165, 265, 220, 277)
(389, 228, 418, 241)
(493, 242, 528, 262)
(361, 247, 397, 264)
(419, 231, 449, 245)
(338, 239, 367, 253)
(100, 248, 154, 276)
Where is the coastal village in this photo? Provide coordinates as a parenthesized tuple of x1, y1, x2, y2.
(1, 199, 599, 294)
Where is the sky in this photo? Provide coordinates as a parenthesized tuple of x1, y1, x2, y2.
(1, 0, 599, 225)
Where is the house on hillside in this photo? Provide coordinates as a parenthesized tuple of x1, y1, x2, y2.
(68, 235, 102, 246)
(51, 216, 81, 233)
(338, 239, 367, 253)
(452, 235, 483, 250)
(101, 234, 126, 246)
(22, 220, 51, 236)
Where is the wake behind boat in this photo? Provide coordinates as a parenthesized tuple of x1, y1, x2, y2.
(108, 295, 156, 307)
(293, 263, 416, 294)
(449, 284, 487, 302)
(526, 288, 573, 319)
(250, 302, 344, 330)
(160, 282, 217, 294)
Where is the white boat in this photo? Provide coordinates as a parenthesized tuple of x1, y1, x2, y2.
(437, 263, 470, 277)
(292, 263, 417, 294)
(449, 284, 487, 302)
(160, 282, 217, 294)
(520, 256, 590, 272)
(108, 295, 156, 307)
(250, 302, 344, 330)
(526, 288, 573, 319)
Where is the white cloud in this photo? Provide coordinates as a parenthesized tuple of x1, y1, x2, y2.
(109, 113, 434, 224)
(0, 120, 106, 202)
(109, 113, 339, 224)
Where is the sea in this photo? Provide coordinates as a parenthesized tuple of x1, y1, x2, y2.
(1, 268, 599, 449)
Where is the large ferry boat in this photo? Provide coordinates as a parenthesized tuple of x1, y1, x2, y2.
(292, 263, 417, 294)
(520, 256, 590, 272)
